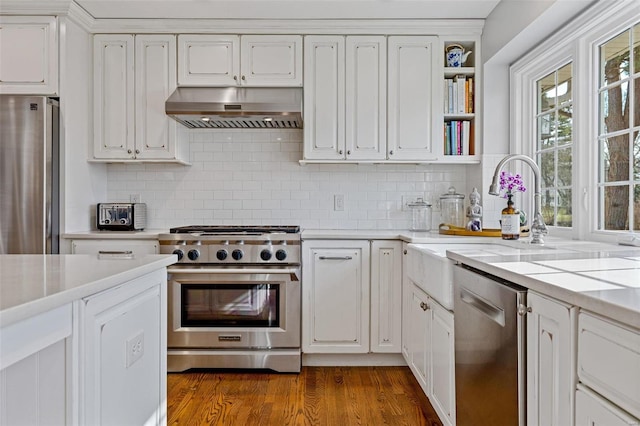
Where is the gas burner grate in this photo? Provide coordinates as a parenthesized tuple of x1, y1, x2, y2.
(169, 225, 300, 234)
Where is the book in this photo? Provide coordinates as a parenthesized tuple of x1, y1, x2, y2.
(462, 121, 471, 155)
(456, 75, 466, 114)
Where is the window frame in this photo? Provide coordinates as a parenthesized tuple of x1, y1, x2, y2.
(510, 0, 640, 243)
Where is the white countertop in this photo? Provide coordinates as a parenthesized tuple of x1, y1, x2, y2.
(445, 241, 640, 329)
(0, 254, 177, 327)
(61, 229, 167, 239)
(301, 228, 502, 243)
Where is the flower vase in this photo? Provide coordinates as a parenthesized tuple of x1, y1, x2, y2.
(501, 194, 520, 240)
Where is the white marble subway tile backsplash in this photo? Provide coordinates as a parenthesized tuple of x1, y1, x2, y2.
(106, 129, 467, 230)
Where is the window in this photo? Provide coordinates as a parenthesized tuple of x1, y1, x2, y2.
(536, 63, 573, 228)
(511, 1, 640, 241)
(597, 24, 640, 232)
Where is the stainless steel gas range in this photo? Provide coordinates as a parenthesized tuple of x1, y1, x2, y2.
(159, 225, 301, 373)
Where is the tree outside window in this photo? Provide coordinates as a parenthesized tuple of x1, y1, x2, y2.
(598, 23, 640, 232)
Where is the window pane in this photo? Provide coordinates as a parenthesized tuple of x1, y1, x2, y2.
(634, 23, 640, 70)
(542, 188, 556, 226)
(541, 150, 555, 187)
(558, 147, 572, 186)
(603, 185, 629, 230)
(601, 30, 630, 86)
(558, 105, 572, 146)
(557, 188, 572, 227)
(634, 130, 640, 181)
(538, 113, 555, 149)
(635, 184, 640, 231)
(537, 71, 556, 113)
(557, 63, 572, 106)
(603, 134, 630, 183)
(600, 82, 629, 135)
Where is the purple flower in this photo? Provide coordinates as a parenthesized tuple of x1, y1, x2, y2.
(499, 171, 527, 198)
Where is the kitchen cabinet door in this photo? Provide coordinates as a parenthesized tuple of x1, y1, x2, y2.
(0, 304, 71, 426)
(303, 36, 345, 161)
(430, 300, 456, 426)
(370, 240, 402, 353)
(178, 35, 240, 86)
(79, 269, 167, 426)
(241, 35, 302, 86)
(387, 36, 439, 161)
(345, 36, 386, 160)
(406, 282, 431, 395)
(527, 291, 576, 426)
(576, 385, 640, 426)
(71, 239, 159, 256)
(135, 35, 179, 161)
(0, 16, 58, 95)
(302, 240, 370, 353)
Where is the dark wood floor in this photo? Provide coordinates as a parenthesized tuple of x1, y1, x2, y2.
(167, 366, 443, 425)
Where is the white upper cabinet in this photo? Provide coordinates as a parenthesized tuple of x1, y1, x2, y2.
(345, 36, 386, 160)
(178, 35, 302, 86)
(93, 34, 188, 163)
(387, 36, 438, 161)
(303, 36, 345, 160)
(0, 16, 58, 95)
(303, 35, 386, 162)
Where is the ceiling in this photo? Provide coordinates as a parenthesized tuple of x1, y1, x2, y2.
(72, 0, 502, 20)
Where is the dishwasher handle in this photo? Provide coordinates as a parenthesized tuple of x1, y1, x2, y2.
(460, 288, 506, 327)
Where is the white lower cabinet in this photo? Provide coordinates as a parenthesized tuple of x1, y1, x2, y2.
(576, 384, 640, 426)
(302, 239, 401, 354)
(0, 304, 72, 426)
(71, 238, 159, 256)
(576, 311, 640, 422)
(526, 291, 576, 426)
(79, 269, 167, 425)
(402, 274, 455, 426)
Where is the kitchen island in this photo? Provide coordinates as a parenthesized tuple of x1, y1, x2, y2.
(0, 253, 176, 426)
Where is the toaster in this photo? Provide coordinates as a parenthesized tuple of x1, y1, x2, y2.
(97, 203, 147, 231)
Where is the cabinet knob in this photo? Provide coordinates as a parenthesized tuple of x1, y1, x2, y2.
(403, 249, 407, 255)
(420, 301, 429, 311)
(347, 150, 351, 155)
(127, 149, 132, 154)
(233, 75, 238, 81)
(517, 304, 532, 316)
(241, 75, 246, 81)
(135, 149, 140, 154)
(339, 150, 343, 155)
(389, 150, 394, 155)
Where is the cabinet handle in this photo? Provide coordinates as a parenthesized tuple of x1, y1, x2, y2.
(403, 249, 407, 255)
(389, 150, 394, 155)
(517, 304, 532, 316)
(420, 301, 429, 311)
(318, 256, 353, 260)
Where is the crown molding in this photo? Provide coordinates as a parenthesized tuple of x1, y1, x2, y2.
(0, 1, 72, 15)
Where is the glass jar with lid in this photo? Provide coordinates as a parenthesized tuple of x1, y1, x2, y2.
(439, 186, 466, 228)
(407, 198, 432, 231)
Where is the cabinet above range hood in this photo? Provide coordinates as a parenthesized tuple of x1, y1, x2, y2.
(165, 87, 303, 129)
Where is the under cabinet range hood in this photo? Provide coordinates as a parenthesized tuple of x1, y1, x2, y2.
(165, 87, 303, 129)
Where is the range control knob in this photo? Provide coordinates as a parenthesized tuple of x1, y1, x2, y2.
(172, 249, 184, 261)
(232, 249, 243, 261)
(260, 249, 273, 261)
(187, 249, 200, 261)
(275, 249, 287, 261)
(216, 249, 228, 261)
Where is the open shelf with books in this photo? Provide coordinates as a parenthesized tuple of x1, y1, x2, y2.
(442, 39, 478, 161)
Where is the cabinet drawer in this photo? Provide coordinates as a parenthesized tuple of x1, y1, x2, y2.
(578, 311, 640, 418)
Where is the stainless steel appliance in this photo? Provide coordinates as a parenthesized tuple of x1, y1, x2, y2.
(159, 225, 301, 373)
(165, 87, 303, 129)
(0, 95, 59, 254)
(97, 202, 147, 231)
(453, 264, 527, 425)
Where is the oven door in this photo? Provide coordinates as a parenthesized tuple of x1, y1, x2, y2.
(167, 266, 300, 349)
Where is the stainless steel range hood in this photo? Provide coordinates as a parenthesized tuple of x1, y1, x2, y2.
(165, 87, 303, 129)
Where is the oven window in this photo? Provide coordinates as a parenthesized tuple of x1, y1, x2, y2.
(181, 284, 280, 327)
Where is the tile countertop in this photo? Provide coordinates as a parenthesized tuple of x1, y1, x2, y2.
(0, 254, 177, 327)
(301, 229, 503, 243)
(445, 241, 640, 329)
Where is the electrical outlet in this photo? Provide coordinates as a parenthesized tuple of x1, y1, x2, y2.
(130, 194, 141, 203)
(126, 330, 144, 368)
(334, 194, 345, 211)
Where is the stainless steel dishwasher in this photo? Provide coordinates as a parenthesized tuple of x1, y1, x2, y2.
(453, 264, 527, 426)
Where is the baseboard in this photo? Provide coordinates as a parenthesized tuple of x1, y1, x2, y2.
(302, 353, 406, 367)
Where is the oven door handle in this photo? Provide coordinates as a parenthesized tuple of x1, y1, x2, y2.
(167, 267, 300, 280)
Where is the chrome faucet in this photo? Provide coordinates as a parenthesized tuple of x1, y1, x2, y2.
(488, 154, 548, 244)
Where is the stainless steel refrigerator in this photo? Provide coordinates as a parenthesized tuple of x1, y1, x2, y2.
(0, 95, 60, 254)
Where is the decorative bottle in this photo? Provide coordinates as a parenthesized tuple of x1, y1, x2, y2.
(501, 194, 520, 240)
